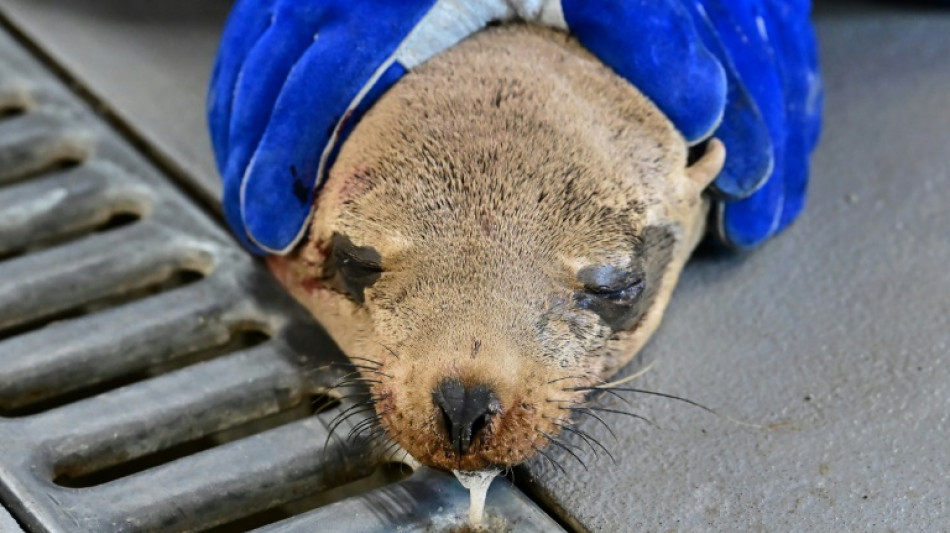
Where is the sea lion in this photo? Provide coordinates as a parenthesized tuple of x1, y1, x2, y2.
(266, 25, 726, 472)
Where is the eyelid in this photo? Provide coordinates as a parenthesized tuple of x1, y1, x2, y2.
(587, 278, 643, 294)
(583, 272, 643, 291)
(340, 253, 383, 272)
(587, 283, 623, 294)
(331, 233, 382, 270)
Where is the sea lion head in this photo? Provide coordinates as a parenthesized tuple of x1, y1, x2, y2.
(268, 25, 724, 471)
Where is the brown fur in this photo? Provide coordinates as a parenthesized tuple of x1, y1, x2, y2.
(268, 25, 724, 471)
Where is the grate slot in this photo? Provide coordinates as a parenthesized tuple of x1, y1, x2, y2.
(203, 462, 413, 533)
(0, 293, 269, 414)
(0, 162, 151, 260)
(0, 105, 25, 122)
(56, 392, 332, 489)
(0, 113, 90, 186)
(3, 329, 268, 418)
(0, 222, 211, 335)
(0, 278, 252, 411)
(51, 417, 377, 533)
(28, 345, 304, 480)
(0, 210, 141, 263)
(0, 84, 31, 123)
(0, 268, 205, 346)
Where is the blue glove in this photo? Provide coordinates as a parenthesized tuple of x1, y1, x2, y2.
(697, 0, 823, 247)
(208, 0, 822, 254)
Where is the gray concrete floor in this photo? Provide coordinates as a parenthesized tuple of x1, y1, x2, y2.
(0, 1, 947, 531)
(0, 0, 230, 209)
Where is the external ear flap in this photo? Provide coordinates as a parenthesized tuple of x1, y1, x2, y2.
(686, 138, 726, 190)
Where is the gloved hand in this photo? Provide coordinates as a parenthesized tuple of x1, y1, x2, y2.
(208, 0, 822, 254)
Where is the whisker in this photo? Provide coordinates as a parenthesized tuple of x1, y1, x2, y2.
(381, 439, 405, 462)
(322, 403, 376, 460)
(322, 382, 361, 393)
(311, 395, 343, 414)
(326, 407, 376, 438)
(367, 427, 393, 447)
(333, 370, 385, 384)
(345, 364, 394, 377)
(570, 386, 716, 415)
(322, 391, 371, 405)
(597, 358, 658, 388)
(328, 399, 376, 423)
(576, 406, 657, 428)
(376, 342, 401, 360)
(325, 400, 377, 434)
(334, 370, 367, 381)
(324, 378, 383, 393)
(320, 383, 371, 397)
(547, 375, 589, 385)
(348, 356, 384, 367)
(347, 416, 381, 442)
(325, 361, 360, 369)
(559, 406, 618, 440)
(307, 364, 335, 374)
(388, 447, 412, 465)
(320, 374, 379, 393)
(555, 423, 597, 455)
(568, 386, 632, 406)
(532, 445, 568, 476)
(324, 409, 376, 451)
(539, 431, 587, 471)
(556, 423, 616, 464)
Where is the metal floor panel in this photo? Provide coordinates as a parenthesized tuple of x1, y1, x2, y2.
(254, 469, 563, 533)
(0, 504, 23, 533)
(0, 27, 562, 533)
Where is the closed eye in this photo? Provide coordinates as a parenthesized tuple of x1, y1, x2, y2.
(577, 263, 645, 307)
(585, 278, 645, 305)
(574, 272, 648, 332)
(328, 232, 383, 303)
(338, 254, 383, 275)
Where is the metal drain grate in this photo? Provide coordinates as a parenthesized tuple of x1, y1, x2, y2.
(0, 26, 564, 533)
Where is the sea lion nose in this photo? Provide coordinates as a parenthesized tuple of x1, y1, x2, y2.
(433, 380, 499, 455)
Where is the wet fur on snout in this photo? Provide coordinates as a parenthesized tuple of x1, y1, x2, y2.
(268, 25, 724, 471)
